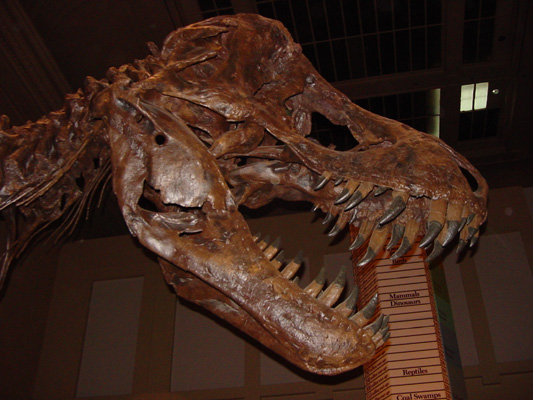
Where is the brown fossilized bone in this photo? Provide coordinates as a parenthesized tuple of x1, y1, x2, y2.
(0, 14, 487, 375)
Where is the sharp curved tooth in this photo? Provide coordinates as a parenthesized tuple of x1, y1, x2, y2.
(419, 220, 442, 248)
(253, 232, 262, 242)
(257, 234, 270, 251)
(420, 198, 447, 248)
(466, 212, 476, 225)
(334, 180, 360, 205)
(425, 240, 444, 263)
(322, 211, 335, 225)
(465, 214, 481, 242)
(318, 266, 346, 306)
(349, 208, 358, 224)
(442, 202, 463, 246)
(466, 226, 478, 241)
(458, 217, 468, 233)
(264, 236, 281, 260)
(458, 206, 470, 232)
(374, 186, 389, 196)
(335, 286, 359, 317)
(387, 224, 405, 250)
(456, 238, 468, 254)
(442, 220, 461, 247)
(280, 250, 303, 278)
(469, 230, 480, 247)
(334, 176, 345, 186)
(381, 314, 390, 329)
(358, 224, 391, 267)
(313, 171, 332, 190)
(365, 314, 385, 334)
(292, 276, 300, 285)
(304, 267, 326, 297)
(344, 182, 374, 211)
(457, 226, 471, 253)
(311, 204, 320, 212)
(271, 250, 285, 270)
(378, 191, 409, 225)
(327, 223, 343, 237)
(391, 219, 419, 260)
(351, 293, 378, 326)
(349, 219, 374, 250)
(327, 211, 350, 237)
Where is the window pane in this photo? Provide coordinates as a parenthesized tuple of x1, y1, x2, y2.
(461, 84, 475, 112)
(474, 82, 489, 110)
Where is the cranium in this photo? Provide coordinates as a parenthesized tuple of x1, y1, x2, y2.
(1, 14, 487, 375)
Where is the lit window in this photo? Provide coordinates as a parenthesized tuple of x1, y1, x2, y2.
(460, 82, 489, 112)
(427, 88, 441, 137)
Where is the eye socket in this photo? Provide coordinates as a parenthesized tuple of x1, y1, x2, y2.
(308, 113, 359, 151)
(155, 134, 167, 145)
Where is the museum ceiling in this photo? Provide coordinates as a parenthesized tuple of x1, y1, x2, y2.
(1, 0, 532, 238)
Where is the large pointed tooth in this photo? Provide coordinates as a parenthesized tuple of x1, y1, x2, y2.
(458, 206, 470, 232)
(442, 202, 463, 246)
(358, 224, 391, 267)
(334, 180, 360, 205)
(378, 191, 409, 225)
(419, 199, 447, 248)
(456, 238, 468, 254)
(457, 226, 471, 254)
(469, 230, 480, 247)
(334, 176, 345, 186)
(257, 234, 270, 251)
(349, 208, 358, 224)
(365, 314, 385, 334)
(304, 267, 326, 297)
(351, 293, 378, 326)
(253, 232, 262, 242)
(466, 226, 478, 241)
(311, 204, 320, 212)
(419, 220, 442, 248)
(335, 286, 359, 317)
(425, 239, 444, 263)
(327, 223, 343, 237)
(327, 211, 350, 237)
(264, 236, 281, 260)
(313, 171, 332, 190)
(322, 211, 335, 225)
(465, 214, 481, 242)
(349, 219, 374, 250)
(391, 219, 419, 260)
(280, 250, 303, 278)
(318, 266, 346, 306)
(271, 250, 285, 270)
(387, 224, 405, 250)
(344, 182, 374, 211)
(374, 186, 389, 196)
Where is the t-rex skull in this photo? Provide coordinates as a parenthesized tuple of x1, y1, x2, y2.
(1, 14, 488, 376)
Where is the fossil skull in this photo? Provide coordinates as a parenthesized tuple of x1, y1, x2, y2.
(1, 14, 487, 376)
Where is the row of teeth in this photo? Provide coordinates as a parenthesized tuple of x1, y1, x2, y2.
(313, 172, 482, 266)
(254, 233, 390, 348)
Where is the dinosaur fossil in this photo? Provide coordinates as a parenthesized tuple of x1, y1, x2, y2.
(0, 14, 487, 375)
